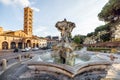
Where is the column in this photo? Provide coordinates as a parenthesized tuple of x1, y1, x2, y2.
(22, 43, 24, 49)
(8, 42, 10, 49)
(16, 43, 18, 48)
(0, 42, 2, 50)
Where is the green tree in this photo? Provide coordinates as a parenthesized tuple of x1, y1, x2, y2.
(79, 35, 86, 44)
(94, 24, 110, 35)
(98, 0, 120, 22)
(73, 36, 80, 44)
(100, 33, 111, 42)
(73, 35, 86, 44)
(87, 32, 94, 37)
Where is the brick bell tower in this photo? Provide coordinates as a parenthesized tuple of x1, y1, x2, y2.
(24, 7, 33, 37)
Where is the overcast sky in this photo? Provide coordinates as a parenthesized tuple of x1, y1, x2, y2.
(0, 0, 108, 37)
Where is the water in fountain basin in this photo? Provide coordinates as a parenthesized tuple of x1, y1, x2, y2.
(36, 48, 94, 66)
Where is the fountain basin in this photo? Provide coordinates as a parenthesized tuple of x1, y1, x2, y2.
(26, 60, 111, 78)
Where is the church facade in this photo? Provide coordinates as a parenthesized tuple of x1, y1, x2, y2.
(0, 7, 47, 50)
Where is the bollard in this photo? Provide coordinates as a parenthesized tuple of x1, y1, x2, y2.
(2, 59, 7, 71)
(26, 54, 30, 58)
(18, 54, 21, 62)
(25, 54, 28, 58)
(28, 54, 30, 58)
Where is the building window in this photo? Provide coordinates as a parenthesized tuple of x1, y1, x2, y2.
(29, 29, 31, 32)
(4, 37, 6, 40)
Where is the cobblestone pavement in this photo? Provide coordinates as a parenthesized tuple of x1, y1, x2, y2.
(0, 63, 28, 80)
(0, 49, 50, 72)
(0, 49, 52, 80)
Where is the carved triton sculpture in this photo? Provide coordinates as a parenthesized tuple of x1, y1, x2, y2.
(54, 19, 76, 65)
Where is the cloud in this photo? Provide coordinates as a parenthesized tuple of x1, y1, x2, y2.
(0, 0, 39, 12)
(0, 0, 12, 5)
(60, 0, 107, 36)
(73, 19, 104, 36)
(33, 25, 49, 36)
(14, 0, 30, 7)
(33, 25, 59, 37)
(31, 7, 40, 12)
(0, 0, 30, 7)
(34, 26, 47, 33)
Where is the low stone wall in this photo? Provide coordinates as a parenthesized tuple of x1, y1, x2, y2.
(27, 60, 111, 78)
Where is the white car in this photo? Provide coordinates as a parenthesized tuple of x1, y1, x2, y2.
(32, 47, 39, 51)
(21, 48, 30, 52)
(28, 47, 31, 50)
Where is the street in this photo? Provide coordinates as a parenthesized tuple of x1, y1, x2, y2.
(0, 49, 50, 72)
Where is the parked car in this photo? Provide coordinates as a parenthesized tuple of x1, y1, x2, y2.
(28, 47, 31, 50)
(21, 48, 30, 52)
(32, 47, 39, 51)
(41, 47, 49, 50)
(13, 48, 19, 53)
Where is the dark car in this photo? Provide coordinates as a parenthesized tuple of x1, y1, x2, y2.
(14, 48, 19, 53)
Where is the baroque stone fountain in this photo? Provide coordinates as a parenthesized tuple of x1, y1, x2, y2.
(21, 19, 112, 80)
(52, 19, 76, 65)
